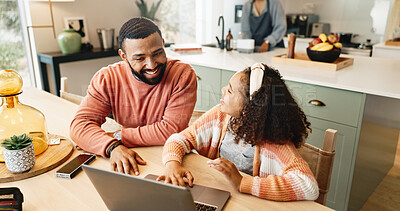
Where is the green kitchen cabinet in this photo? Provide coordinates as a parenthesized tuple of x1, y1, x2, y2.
(191, 65, 368, 211)
(191, 65, 222, 111)
(220, 70, 235, 90)
(191, 65, 221, 94)
(286, 81, 364, 127)
(286, 80, 366, 211)
(195, 89, 221, 111)
(306, 117, 358, 211)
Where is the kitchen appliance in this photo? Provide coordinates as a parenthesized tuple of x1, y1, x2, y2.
(237, 39, 255, 53)
(338, 33, 359, 46)
(286, 14, 319, 37)
(338, 34, 372, 57)
(311, 23, 331, 37)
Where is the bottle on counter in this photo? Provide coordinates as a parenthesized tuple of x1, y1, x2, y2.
(287, 33, 296, 58)
(226, 28, 233, 51)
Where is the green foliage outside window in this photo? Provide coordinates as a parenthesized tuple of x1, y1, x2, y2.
(0, 42, 25, 70)
(135, 0, 163, 21)
(0, 0, 26, 74)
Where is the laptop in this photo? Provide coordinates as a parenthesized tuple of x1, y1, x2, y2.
(82, 165, 230, 211)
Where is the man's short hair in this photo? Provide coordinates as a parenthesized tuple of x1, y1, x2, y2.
(118, 17, 162, 51)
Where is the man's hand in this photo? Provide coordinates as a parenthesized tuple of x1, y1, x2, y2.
(157, 161, 194, 187)
(207, 158, 243, 190)
(109, 145, 146, 175)
(257, 41, 269, 52)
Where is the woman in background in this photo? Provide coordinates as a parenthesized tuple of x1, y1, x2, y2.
(241, 0, 286, 52)
(158, 63, 319, 201)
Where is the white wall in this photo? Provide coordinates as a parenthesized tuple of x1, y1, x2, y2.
(196, 0, 224, 45)
(28, 0, 395, 95)
(223, 0, 246, 41)
(217, 0, 394, 44)
(280, 0, 394, 44)
(28, 0, 143, 95)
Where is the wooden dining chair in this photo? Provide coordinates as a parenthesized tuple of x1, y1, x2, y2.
(60, 77, 122, 135)
(298, 129, 338, 205)
(60, 77, 84, 105)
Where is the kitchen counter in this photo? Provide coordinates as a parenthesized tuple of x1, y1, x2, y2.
(166, 47, 400, 211)
(166, 47, 400, 99)
(374, 42, 400, 49)
(372, 42, 400, 59)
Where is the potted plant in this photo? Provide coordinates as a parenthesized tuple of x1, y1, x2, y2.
(1, 133, 35, 173)
(135, 0, 163, 21)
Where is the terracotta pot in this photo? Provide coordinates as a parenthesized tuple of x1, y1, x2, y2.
(57, 29, 81, 55)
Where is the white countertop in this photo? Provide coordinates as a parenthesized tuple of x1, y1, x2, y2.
(166, 47, 400, 99)
(373, 42, 400, 50)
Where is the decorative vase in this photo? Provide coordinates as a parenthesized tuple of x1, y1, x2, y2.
(0, 70, 49, 144)
(3, 143, 36, 173)
(57, 29, 82, 55)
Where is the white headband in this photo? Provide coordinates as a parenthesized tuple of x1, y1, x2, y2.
(249, 63, 264, 100)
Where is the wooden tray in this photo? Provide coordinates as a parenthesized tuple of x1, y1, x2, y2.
(385, 40, 400, 46)
(271, 52, 354, 71)
(0, 134, 74, 183)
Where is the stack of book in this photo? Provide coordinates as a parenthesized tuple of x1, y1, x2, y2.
(170, 44, 202, 54)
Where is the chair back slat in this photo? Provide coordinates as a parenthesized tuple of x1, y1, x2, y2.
(298, 129, 337, 205)
(323, 129, 338, 151)
(60, 77, 84, 105)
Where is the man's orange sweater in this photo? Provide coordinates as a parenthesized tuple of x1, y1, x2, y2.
(70, 59, 197, 157)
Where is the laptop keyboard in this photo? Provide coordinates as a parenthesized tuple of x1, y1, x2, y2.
(195, 201, 217, 211)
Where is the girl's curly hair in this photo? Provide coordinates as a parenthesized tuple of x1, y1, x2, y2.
(230, 64, 311, 148)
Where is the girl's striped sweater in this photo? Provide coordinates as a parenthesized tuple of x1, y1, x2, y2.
(162, 105, 319, 201)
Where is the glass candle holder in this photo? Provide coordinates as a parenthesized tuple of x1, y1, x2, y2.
(0, 70, 48, 142)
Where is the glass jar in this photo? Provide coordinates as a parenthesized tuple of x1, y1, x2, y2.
(0, 70, 48, 142)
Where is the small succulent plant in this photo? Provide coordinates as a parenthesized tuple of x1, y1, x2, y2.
(1, 133, 33, 150)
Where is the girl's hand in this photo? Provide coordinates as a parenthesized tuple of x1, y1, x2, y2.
(207, 158, 243, 190)
(157, 161, 194, 187)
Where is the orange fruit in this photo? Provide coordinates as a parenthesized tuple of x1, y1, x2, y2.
(32, 137, 48, 155)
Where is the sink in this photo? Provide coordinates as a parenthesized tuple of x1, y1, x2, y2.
(202, 43, 218, 48)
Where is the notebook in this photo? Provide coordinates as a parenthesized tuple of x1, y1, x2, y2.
(82, 165, 230, 211)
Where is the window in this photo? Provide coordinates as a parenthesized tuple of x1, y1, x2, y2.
(158, 0, 196, 44)
(0, 0, 30, 86)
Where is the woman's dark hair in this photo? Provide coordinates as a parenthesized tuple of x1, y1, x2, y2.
(118, 17, 162, 52)
(230, 64, 311, 148)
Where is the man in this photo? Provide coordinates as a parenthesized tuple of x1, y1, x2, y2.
(70, 17, 197, 175)
(241, 0, 286, 52)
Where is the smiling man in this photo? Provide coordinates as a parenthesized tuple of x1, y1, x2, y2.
(70, 17, 197, 175)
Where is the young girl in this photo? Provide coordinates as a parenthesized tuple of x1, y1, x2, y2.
(157, 63, 319, 201)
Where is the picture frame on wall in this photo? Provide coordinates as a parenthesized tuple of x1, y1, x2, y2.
(64, 17, 89, 43)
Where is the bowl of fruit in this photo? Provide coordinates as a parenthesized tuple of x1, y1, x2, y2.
(307, 33, 343, 63)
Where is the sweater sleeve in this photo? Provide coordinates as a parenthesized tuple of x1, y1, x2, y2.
(240, 149, 319, 201)
(162, 105, 224, 164)
(70, 69, 116, 157)
(120, 65, 197, 147)
(264, 0, 286, 47)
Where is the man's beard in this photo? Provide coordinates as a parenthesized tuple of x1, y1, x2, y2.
(127, 61, 166, 85)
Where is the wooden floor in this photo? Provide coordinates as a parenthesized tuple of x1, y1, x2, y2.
(360, 132, 400, 211)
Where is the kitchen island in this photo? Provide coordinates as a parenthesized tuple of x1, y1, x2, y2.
(166, 47, 400, 211)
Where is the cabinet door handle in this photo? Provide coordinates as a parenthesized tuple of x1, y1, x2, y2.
(308, 100, 326, 107)
(196, 76, 201, 80)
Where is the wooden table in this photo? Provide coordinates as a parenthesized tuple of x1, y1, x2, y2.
(0, 87, 331, 210)
(37, 48, 118, 96)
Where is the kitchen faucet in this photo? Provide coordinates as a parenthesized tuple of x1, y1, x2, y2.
(216, 15, 224, 49)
